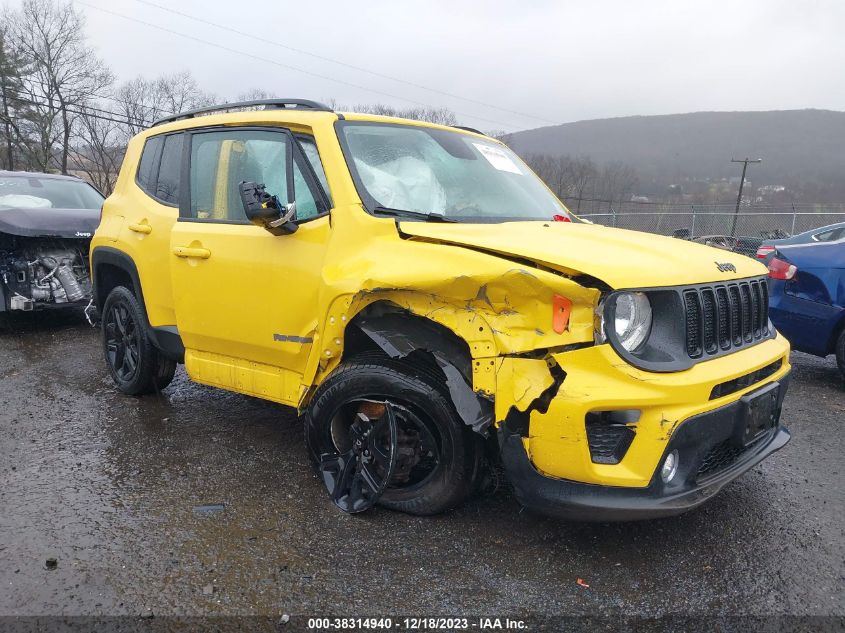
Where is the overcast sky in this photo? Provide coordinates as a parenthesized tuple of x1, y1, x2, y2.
(16, 0, 845, 132)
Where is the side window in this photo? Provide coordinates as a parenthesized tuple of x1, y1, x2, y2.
(156, 134, 184, 205)
(814, 227, 844, 242)
(136, 136, 164, 195)
(189, 129, 290, 222)
(188, 129, 326, 223)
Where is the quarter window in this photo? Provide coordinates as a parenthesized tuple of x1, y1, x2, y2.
(156, 134, 184, 205)
(297, 136, 331, 203)
(813, 227, 844, 242)
(136, 136, 164, 195)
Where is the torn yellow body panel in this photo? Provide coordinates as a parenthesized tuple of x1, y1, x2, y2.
(301, 206, 600, 397)
(515, 334, 791, 487)
(493, 357, 555, 421)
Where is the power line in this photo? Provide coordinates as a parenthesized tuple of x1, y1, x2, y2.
(73, 0, 522, 131)
(27, 95, 149, 127)
(12, 75, 166, 124)
(130, 0, 556, 126)
(10, 88, 152, 126)
(3, 90, 149, 127)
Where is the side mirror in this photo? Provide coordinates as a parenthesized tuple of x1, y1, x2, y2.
(238, 181, 297, 235)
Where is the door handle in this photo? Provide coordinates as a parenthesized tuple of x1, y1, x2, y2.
(172, 246, 211, 259)
(128, 222, 152, 234)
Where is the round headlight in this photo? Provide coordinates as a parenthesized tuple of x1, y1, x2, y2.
(613, 292, 653, 352)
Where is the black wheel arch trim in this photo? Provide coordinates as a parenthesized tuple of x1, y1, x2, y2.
(91, 246, 185, 362)
(350, 311, 494, 436)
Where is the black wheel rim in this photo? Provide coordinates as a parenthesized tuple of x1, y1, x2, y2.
(310, 395, 443, 511)
(104, 300, 140, 382)
(318, 401, 399, 513)
(379, 402, 441, 491)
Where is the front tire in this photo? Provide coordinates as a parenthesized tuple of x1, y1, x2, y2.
(101, 286, 176, 395)
(305, 354, 480, 515)
(836, 328, 845, 380)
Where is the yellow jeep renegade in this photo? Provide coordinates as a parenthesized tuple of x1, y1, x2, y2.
(91, 99, 791, 520)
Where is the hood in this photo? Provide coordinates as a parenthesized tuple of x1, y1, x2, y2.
(0, 207, 99, 239)
(399, 221, 766, 288)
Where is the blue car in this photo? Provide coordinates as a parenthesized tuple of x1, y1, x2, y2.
(757, 221, 845, 263)
(767, 239, 845, 378)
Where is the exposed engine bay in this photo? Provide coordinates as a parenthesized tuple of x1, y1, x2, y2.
(0, 234, 91, 312)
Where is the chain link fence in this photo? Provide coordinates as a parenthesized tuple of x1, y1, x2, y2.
(573, 201, 845, 241)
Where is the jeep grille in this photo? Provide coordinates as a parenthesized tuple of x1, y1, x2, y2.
(683, 277, 770, 359)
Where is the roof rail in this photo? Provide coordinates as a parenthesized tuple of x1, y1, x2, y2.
(152, 99, 334, 127)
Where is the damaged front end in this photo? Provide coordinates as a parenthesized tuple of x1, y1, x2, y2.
(494, 324, 792, 521)
(0, 234, 92, 314)
(306, 225, 792, 519)
(301, 234, 607, 514)
(0, 175, 101, 319)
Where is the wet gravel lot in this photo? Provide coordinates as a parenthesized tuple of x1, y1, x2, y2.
(1, 311, 843, 622)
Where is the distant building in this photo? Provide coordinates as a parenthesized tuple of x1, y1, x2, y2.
(758, 185, 786, 194)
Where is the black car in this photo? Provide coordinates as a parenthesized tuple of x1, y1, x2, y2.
(0, 171, 103, 320)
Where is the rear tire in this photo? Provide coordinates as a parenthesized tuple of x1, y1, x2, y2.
(836, 328, 845, 381)
(101, 286, 176, 395)
(305, 353, 481, 515)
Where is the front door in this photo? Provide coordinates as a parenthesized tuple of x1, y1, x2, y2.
(169, 126, 332, 402)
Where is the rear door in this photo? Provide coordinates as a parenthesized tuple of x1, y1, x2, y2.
(169, 126, 332, 381)
(122, 132, 184, 326)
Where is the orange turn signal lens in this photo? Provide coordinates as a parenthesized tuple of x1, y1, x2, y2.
(553, 295, 573, 334)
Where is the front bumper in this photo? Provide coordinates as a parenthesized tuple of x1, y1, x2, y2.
(500, 373, 791, 521)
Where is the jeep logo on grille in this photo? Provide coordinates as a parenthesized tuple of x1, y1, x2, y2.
(715, 261, 736, 273)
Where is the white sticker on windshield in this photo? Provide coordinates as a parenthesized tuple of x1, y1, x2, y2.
(473, 143, 523, 174)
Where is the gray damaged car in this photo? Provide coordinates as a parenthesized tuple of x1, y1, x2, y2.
(0, 171, 103, 319)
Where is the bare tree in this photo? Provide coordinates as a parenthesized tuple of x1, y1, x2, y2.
(0, 25, 29, 170)
(487, 130, 511, 143)
(596, 161, 638, 205)
(336, 102, 458, 126)
(70, 106, 125, 194)
(237, 88, 274, 101)
(67, 71, 214, 191)
(153, 71, 216, 118)
(521, 153, 639, 213)
(5, 0, 113, 173)
(114, 71, 216, 135)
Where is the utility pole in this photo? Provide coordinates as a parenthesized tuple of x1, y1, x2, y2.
(730, 157, 762, 236)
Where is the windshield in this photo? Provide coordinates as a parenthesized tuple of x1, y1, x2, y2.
(0, 176, 104, 210)
(338, 122, 572, 222)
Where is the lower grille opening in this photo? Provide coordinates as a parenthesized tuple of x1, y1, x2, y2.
(710, 359, 783, 400)
(586, 411, 637, 464)
(696, 440, 750, 481)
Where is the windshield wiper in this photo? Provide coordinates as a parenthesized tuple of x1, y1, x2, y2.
(372, 206, 458, 223)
